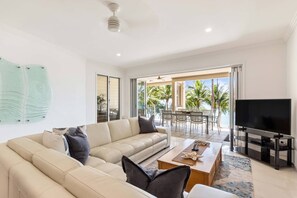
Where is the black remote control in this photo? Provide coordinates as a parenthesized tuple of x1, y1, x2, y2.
(192, 143, 199, 151)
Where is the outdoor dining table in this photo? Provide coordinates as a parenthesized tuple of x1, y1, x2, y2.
(161, 111, 209, 134)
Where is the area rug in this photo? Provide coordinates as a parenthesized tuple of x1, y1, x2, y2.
(144, 154, 254, 198)
(212, 155, 254, 198)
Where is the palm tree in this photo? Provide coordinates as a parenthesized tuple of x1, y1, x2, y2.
(146, 86, 160, 115)
(205, 83, 229, 128)
(186, 80, 208, 110)
(156, 85, 172, 110)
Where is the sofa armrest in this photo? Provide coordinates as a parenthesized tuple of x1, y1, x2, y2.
(156, 127, 168, 134)
(156, 127, 171, 147)
(187, 184, 238, 198)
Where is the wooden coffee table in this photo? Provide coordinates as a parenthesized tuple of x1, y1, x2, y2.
(157, 139, 222, 192)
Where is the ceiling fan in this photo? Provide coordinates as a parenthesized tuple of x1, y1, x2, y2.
(157, 76, 164, 80)
(100, 0, 158, 34)
(107, 2, 120, 32)
(149, 76, 165, 82)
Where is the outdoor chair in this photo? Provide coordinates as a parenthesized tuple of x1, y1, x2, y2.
(189, 112, 204, 133)
(161, 109, 173, 127)
(174, 111, 188, 131)
(202, 110, 220, 133)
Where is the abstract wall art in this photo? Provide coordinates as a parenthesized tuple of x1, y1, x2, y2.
(0, 58, 51, 124)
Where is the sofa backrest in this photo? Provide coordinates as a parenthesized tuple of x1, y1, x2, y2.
(128, 117, 141, 136)
(0, 143, 25, 198)
(25, 133, 43, 144)
(86, 123, 112, 148)
(108, 119, 133, 142)
(7, 137, 47, 162)
(9, 162, 75, 198)
(32, 149, 82, 186)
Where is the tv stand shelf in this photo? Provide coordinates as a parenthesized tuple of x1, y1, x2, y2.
(235, 129, 294, 170)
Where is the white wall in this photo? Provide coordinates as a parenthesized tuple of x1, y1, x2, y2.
(0, 26, 86, 142)
(123, 40, 287, 117)
(286, 27, 297, 165)
(85, 60, 125, 124)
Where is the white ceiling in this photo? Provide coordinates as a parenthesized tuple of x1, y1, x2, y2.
(0, 0, 297, 67)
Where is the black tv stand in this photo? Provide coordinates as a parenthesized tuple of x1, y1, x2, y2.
(238, 127, 247, 131)
(274, 133, 284, 139)
(235, 129, 294, 170)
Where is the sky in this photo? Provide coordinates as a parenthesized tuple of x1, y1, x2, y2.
(185, 77, 229, 90)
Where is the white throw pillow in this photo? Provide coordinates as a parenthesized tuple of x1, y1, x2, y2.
(42, 131, 69, 155)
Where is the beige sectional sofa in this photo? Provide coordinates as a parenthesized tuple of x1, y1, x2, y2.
(0, 137, 153, 198)
(0, 117, 238, 198)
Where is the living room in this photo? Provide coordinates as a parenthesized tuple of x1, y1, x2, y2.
(0, 1, 297, 198)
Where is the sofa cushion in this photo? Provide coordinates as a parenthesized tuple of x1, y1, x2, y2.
(89, 162, 127, 181)
(117, 132, 167, 148)
(108, 119, 133, 142)
(128, 117, 141, 135)
(9, 162, 75, 198)
(84, 156, 126, 181)
(136, 133, 168, 145)
(138, 115, 158, 133)
(64, 127, 90, 165)
(42, 131, 69, 155)
(7, 137, 46, 162)
(90, 142, 135, 164)
(84, 156, 106, 167)
(32, 149, 82, 185)
(86, 123, 112, 148)
(65, 166, 155, 198)
(122, 156, 190, 198)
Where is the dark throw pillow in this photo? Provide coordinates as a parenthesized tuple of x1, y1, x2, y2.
(122, 156, 190, 198)
(138, 115, 158, 133)
(64, 127, 90, 165)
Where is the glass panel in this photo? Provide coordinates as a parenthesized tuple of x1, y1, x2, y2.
(137, 81, 146, 116)
(25, 65, 51, 122)
(109, 77, 120, 121)
(97, 75, 108, 122)
(0, 59, 24, 123)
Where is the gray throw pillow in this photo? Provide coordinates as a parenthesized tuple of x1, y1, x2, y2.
(122, 156, 190, 198)
(138, 115, 158, 133)
(63, 127, 90, 165)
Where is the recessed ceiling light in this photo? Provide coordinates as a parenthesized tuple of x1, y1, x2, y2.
(205, 28, 212, 33)
(116, 53, 121, 57)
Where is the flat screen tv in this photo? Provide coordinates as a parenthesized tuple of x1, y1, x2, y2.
(235, 99, 291, 135)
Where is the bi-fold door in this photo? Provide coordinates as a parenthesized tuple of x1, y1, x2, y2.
(97, 75, 120, 122)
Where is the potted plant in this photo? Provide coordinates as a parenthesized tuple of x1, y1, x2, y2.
(97, 94, 106, 114)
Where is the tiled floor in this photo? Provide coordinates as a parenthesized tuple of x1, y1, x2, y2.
(142, 127, 297, 198)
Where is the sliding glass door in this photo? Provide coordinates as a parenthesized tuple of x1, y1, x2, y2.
(97, 75, 120, 122)
(229, 65, 243, 151)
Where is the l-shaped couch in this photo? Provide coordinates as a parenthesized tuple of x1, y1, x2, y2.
(0, 117, 237, 198)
